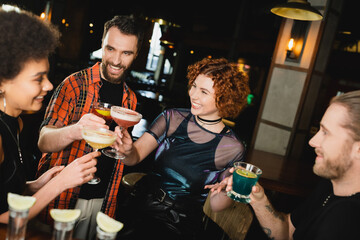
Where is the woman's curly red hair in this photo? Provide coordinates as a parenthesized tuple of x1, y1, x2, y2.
(187, 58, 250, 119)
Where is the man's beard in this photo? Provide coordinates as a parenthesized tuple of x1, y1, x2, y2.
(101, 61, 130, 84)
(313, 143, 353, 180)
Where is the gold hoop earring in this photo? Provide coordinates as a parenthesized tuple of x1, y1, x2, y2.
(0, 90, 6, 113)
(3, 96, 6, 113)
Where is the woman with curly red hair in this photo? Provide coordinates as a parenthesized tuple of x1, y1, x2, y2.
(187, 58, 250, 119)
(115, 57, 250, 239)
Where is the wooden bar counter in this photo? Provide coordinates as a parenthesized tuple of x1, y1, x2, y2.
(0, 222, 51, 240)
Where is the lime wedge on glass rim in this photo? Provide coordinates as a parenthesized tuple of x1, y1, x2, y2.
(7, 192, 36, 211)
(50, 209, 81, 222)
(95, 109, 111, 116)
(236, 168, 257, 178)
(96, 211, 124, 233)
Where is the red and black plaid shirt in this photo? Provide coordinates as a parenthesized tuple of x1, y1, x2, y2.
(36, 62, 137, 223)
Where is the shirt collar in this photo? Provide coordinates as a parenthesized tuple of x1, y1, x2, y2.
(90, 62, 102, 84)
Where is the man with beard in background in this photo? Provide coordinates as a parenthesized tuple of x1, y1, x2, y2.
(35, 15, 144, 240)
(208, 90, 360, 240)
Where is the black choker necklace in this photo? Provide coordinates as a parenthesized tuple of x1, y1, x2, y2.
(197, 116, 222, 125)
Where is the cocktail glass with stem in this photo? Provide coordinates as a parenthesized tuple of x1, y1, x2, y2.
(102, 106, 142, 160)
(92, 102, 113, 126)
(81, 126, 116, 184)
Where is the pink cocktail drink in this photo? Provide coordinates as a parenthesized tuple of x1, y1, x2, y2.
(102, 106, 142, 159)
(110, 106, 142, 129)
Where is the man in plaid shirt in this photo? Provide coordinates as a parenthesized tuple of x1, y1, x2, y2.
(36, 15, 144, 239)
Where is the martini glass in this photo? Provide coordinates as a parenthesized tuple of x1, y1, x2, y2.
(102, 106, 142, 159)
(92, 102, 113, 125)
(82, 126, 117, 184)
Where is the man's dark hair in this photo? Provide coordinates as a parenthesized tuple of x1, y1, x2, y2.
(0, 7, 60, 82)
(102, 15, 145, 53)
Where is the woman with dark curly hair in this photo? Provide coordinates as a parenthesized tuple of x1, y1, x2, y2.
(115, 57, 250, 239)
(0, 6, 99, 223)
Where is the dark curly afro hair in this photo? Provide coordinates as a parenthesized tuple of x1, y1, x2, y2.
(187, 58, 250, 119)
(0, 7, 60, 83)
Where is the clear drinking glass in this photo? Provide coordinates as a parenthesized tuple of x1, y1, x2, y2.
(6, 206, 29, 240)
(102, 106, 142, 160)
(52, 220, 76, 240)
(96, 226, 117, 240)
(227, 162, 262, 203)
(82, 126, 117, 184)
(92, 102, 113, 126)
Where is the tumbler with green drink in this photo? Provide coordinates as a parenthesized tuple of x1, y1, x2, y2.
(227, 162, 262, 203)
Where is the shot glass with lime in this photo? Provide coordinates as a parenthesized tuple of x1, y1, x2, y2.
(50, 209, 81, 240)
(96, 211, 123, 240)
(6, 192, 36, 240)
(227, 162, 262, 203)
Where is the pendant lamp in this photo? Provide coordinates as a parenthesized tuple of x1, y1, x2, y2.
(271, 0, 323, 21)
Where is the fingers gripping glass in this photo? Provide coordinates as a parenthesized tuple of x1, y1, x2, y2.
(227, 162, 262, 203)
(82, 126, 116, 184)
(102, 106, 142, 160)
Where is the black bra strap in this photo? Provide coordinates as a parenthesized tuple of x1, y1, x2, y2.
(220, 126, 229, 134)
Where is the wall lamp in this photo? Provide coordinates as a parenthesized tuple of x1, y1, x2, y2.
(271, 0, 323, 21)
(286, 20, 309, 61)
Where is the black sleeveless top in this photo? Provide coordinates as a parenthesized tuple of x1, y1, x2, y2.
(0, 111, 26, 214)
(147, 108, 246, 205)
